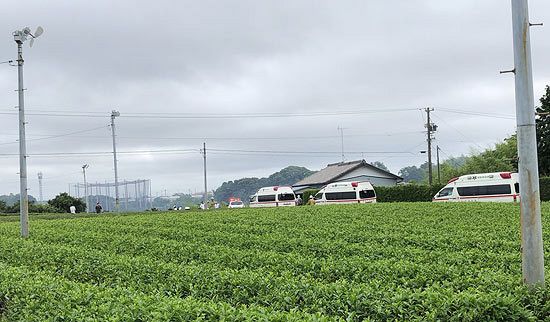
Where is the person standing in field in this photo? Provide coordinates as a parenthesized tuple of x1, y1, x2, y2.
(295, 195, 303, 206)
(95, 202, 102, 214)
(69, 205, 76, 214)
(307, 195, 316, 205)
(208, 197, 216, 209)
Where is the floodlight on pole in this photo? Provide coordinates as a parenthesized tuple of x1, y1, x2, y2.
(13, 26, 43, 238)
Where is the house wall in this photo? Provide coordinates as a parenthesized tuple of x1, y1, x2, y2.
(337, 167, 399, 186)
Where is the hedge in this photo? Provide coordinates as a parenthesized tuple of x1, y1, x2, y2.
(375, 184, 444, 202)
(301, 189, 320, 202)
(375, 178, 550, 203)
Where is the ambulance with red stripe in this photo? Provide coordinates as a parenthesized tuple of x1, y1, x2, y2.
(432, 172, 520, 202)
(249, 186, 296, 208)
(314, 181, 377, 205)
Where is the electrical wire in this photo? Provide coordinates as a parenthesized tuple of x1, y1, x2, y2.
(0, 125, 110, 146)
(0, 107, 420, 119)
(0, 147, 418, 159)
(431, 114, 485, 150)
(207, 148, 416, 155)
(438, 108, 515, 120)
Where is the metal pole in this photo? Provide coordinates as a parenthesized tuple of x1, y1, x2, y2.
(15, 40, 29, 238)
(124, 181, 128, 211)
(425, 108, 433, 186)
(82, 165, 89, 213)
(149, 180, 153, 210)
(37, 172, 43, 204)
(338, 126, 345, 162)
(436, 145, 441, 185)
(110, 110, 120, 212)
(203, 142, 208, 208)
(511, 0, 544, 286)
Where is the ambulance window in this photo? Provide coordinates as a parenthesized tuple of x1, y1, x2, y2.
(250, 195, 257, 202)
(258, 195, 276, 202)
(314, 192, 323, 200)
(514, 183, 519, 194)
(325, 191, 356, 200)
(278, 193, 295, 201)
(457, 184, 511, 196)
(359, 190, 376, 198)
(437, 188, 453, 197)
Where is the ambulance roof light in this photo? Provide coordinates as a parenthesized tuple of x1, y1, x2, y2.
(500, 172, 512, 179)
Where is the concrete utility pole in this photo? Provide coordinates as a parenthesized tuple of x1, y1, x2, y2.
(14, 31, 29, 238)
(110, 110, 120, 212)
(82, 164, 89, 213)
(37, 172, 43, 204)
(202, 142, 208, 208)
(510, 0, 544, 286)
(424, 108, 436, 186)
(337, 126, 345, 162)
(12, 26, 42, 238)
(436, 146, 441, 185)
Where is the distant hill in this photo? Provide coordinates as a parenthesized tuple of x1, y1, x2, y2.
(214, 166, 315, 203)
(0, 194, 37, 206)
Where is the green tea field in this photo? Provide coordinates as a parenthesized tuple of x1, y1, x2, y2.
(0, 203, 548, 321)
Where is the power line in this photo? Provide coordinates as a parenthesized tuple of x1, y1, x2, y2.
(438, 108, 515, 119)
(431, 114, 485, 150)
(0, 147, 417, 159)
(0, 107, 419, 119)
(4, 130, 422, 142)
(0, 125, 109, 146)
(207, 148, 416, 155)
(0, 107, 518, 121)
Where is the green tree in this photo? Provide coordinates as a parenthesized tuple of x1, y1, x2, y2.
(0, 200, 6, 213)
(370, 161, 389, 172)
(398, 165, 426, 183)
(214, 166, 315, 203)
(48, 193, 86, 213)
(536, 85, 550, 176)
(439, 135, 517, 183)
(0, 194, 37, 206)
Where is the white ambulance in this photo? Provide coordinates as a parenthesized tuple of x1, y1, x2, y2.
(314, 181, 377, 205)
(432, 172, 520, 202)
(249, 186, 296, 208)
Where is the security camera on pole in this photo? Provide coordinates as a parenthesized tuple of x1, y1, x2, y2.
(13, 26, 43, 238)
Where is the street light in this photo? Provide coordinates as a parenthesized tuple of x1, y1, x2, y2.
(13, 26, 44, 238)
(82, 164, 89, 213)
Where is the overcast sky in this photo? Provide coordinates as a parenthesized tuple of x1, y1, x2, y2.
(1, 0, 549, 200)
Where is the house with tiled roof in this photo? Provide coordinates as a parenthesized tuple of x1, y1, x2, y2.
(292, 159, 402, 194)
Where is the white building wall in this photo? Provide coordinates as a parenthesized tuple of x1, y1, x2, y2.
(337, 167, 399, 186)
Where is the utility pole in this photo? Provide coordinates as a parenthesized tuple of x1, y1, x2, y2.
(37, 172, 43, 204)
(510, 0, 544, 286)
(82, 164, 89, 213)
(424, 108, 437, 185)
(337, 126, 345, 162)
(436, 146, 441, 185)
(202, 142, 208, 208)
(14, 30, 29, 238)
(110, 110, 120, 212)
